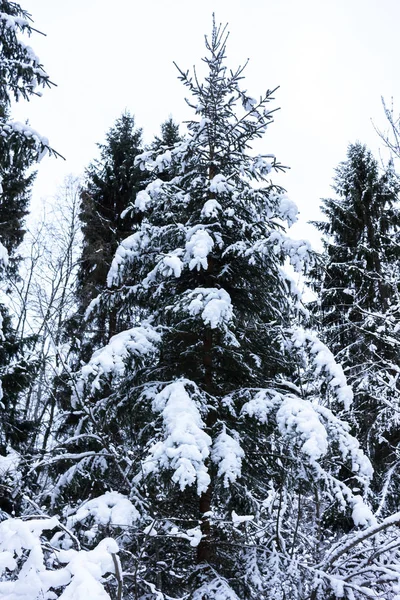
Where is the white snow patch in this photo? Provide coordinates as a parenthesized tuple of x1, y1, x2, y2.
(351, 495, 376, 527)
(231, 510, 254, 526)
(67, 491, 140, 529)
(241, 389, 282, 424)
(0, 448, 20, 478)
(161, 253, 183, 278)
(291, 327, 354, 409)
(201, 199, 222, 218)
(135, 190, 151, 211)
(79, 323, 160, 394)
(209, 174, 233, 194)
(0, 241, 8, 267)
(276, 396, 328, 461)
(186, 287, 233, 329)
(212, 428, 244, 487)
(277, 194, 298, 225)
(185, 228, 214, 271)
(144, 380, 211, 494)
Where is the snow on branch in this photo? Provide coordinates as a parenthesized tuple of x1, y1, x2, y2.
(192, 575, 241, 600)
(312, 511, 400, 598)
(66, 491, 140, 531)
(316, 403, 373, 483)
(276, 395, 328, 461)
(240, 386, 373, 521)
(241, 388, 284, 423)
(143, 380, 212, 494)
(0, 517, 119, 600)
(107, 225, 153, 287)
(78, 322, 161, 396)
(173, 287, 233, 330)
(0, 119, 59, 161)
(0, 11, 31, 31)
(224, 230, 314, 274)
(0, 240, 8, 268)
(290, 326, 354, 409)
(185, 227, 214, 271)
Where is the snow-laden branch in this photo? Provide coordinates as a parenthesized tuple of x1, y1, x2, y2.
(0, 517, 120, 600)
(143, 379, 211, 494)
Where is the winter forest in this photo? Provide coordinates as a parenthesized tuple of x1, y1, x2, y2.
(1, 2, 400, 599)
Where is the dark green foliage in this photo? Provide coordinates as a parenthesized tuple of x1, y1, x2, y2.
(150, 117, 182, 180)
(0, 105, 36, 277)
(0, 307, 37, 448)
(54, 24, 378, 599)
(77, 112, 147, 310)
(74, 112, 148, 358)
(0, 1, 51, 104)
(0, 2, 53, 485)
(312, 143, 400, 508)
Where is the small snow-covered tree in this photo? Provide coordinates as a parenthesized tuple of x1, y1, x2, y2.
(50, 22, 396, 600)
(311, 143, 400, 512)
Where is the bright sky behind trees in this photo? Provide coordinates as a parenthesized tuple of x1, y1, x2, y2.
(12, 0, 400, 246)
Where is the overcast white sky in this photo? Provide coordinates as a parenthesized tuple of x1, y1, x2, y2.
(12, 0, 400, 247)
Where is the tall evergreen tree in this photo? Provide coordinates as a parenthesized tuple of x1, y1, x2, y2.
(0, 6, 65, 539)
(312, 143, 400, 511)
(0, 2, 55, 454)
(0, 12, 126, 592)
(0, 107, 36, 277)
(74, 112, 148, 359)
(52, 23, 385, 599)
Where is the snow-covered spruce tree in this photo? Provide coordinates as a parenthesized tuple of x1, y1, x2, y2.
(311, 143, 400, 511)
(0, 6, 124, 598)
(0, 2, 57, 459)
(54, 22, 391, 599)
(72, 112, 148, 362)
